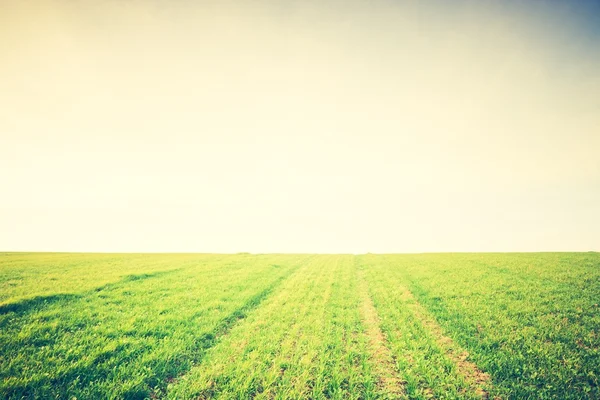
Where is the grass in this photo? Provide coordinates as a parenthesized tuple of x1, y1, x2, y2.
(0, 252, 598, 399)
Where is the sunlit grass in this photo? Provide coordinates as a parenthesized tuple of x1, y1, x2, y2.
(1, 252, 598, 399)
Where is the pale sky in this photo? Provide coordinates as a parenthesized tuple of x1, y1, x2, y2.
(1, 0, 599, 253)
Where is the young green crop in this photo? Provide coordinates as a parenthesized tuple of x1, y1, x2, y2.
(1, 252, 598, 399)
(167, 255, 375, 399)
(0, 253, 309, 398)
(0, 252, 207, 304)
(371, 252, 600, 399)
(358, 255, 492, 399)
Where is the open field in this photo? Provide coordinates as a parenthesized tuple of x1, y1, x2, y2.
(1, 252, 598, 399)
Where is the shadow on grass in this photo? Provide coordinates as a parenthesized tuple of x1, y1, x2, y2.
(0, 269, 183, 318)
(93, 268, 184, 293)
(0, 294, 81, 316)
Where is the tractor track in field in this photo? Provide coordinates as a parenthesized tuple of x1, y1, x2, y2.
(398, 286, 493, 399)
(153, 260, 304, 399)
(357, 268, 406, 398)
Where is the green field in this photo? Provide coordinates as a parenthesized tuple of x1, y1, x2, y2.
(1, 252, 598, 399)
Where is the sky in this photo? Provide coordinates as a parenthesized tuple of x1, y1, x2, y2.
(1, 0, 599, 253)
